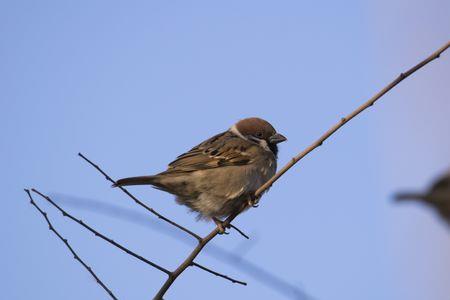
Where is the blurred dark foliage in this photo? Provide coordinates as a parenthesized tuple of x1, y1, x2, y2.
(396, 171, 450, 225)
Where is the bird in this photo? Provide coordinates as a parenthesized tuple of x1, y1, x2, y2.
(396, 170, 450, 226)
(113, 117, 286, 232)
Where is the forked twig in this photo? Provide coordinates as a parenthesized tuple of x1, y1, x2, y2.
(54, 193, 310, 299)
(25, 189, 119, 300)
(31, 188, 171, 275)
(27, 188, 245, 297)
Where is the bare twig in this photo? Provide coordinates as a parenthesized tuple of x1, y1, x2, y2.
(191, 262, 247, 286)
(31, 188, 171, 275)
(153, 41, 450, 299)
(29, 188, 241, 293)
(25, 189, 118, 300)
(228, 224, 250, 240)
(78, 153, 202, 241)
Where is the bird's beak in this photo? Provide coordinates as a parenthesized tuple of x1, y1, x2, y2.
(269, 133, 287, 144)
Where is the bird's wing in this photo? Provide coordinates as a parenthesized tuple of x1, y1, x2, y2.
(163, 131, 254, 173)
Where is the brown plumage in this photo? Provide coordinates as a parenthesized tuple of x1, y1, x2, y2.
(113, 117, 286, 223)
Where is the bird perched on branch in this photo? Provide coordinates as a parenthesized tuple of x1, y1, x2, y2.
(113, 117, 286, 232)
(396, 171, 450, 226)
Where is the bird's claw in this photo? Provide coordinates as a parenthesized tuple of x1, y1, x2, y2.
(217, 224, 229, 235)
(248, 195, 260, 208)
(213, 218, 229, 235)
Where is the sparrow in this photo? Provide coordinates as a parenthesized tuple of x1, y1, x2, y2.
(396, 170, 450, 226)
(113, 117, 286, 231)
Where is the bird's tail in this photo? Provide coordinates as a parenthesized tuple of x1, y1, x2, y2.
(112, 176, 159, 187)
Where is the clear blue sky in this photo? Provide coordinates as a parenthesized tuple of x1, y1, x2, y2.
(2, 1, 449, 299)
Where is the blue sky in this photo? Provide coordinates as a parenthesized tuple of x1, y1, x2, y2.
(1, 1, 449, 299)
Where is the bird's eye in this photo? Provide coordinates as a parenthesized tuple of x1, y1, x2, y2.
(256, 132, 263, 138)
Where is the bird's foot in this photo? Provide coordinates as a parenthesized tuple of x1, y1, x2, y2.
(213, 218, 229, 235)
(247, 195, 261, 208)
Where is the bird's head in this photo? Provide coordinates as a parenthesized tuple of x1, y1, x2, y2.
(230, 117, 287, 156)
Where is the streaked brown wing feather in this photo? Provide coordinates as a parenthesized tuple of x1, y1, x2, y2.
(164, 131, 253, 173)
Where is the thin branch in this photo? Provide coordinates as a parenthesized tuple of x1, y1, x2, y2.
(25, 189, 118, 300)
(191, 262, 247, 286)
(253, 40, 450, 199)
(153, 40, 450, 299)
(29, 189, 236, 289)
(78, 153, 202, 242)
(228, 224, 250, 240)
(30, 188, 171, 275)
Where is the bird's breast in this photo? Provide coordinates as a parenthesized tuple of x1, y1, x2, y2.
(254, 156, 277, 186)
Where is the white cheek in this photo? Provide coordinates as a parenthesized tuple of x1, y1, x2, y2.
(258, 139, 271, 152)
